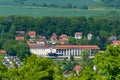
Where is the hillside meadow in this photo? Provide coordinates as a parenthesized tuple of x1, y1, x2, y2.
(0, 6, 120, 17)
(0, 0, 99, 6)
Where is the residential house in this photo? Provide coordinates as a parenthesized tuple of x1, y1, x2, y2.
(16, 31, 25, 35)
(15, 36, 25, 41)
(0, 50, 6, 55)
(74, 32, 82, 39)
(59, 34, 68, 44)
(109, 36, 117, 41)
(51, 33, 58, 44)
(36, 36, 47, 46)
(74, 65, 81, 76)
(28, 31, 36, 38)
(87, 33, 92, 40)
(112, 40, 120, 46)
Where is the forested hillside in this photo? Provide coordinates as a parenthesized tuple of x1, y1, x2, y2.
(0, 15, 120, 50)
(101, 0, 120, 8)
(0, 0, 120, 8)
(0, 0, 99, 8)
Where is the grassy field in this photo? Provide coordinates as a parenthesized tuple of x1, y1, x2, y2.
(0, 6, 119, 17)
(0, 0, 99, 6)
(0, 0, 114, 18)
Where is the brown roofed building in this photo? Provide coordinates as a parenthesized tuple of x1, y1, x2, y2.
(112, 40, 120, 46)
(51, 33, 57, 41)
(28, 31, 36, 37)
(51, 33, 58, 44)
(15, 36, 25, 41)
(59, 34, 68, 44)
(0, 50, 6, 55)
(74, 65, 81, 76)
(55, 45, 100, 49)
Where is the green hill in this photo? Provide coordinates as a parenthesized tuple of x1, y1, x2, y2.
(0, 0, 99, 7)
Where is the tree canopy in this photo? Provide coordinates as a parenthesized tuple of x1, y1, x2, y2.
(0, 15, 120, 50)
(3, 54, 65, 80)
(94, 45, 120, 79)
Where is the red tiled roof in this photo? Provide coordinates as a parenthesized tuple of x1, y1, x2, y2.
(28, 31, 36, 37)
(74, 65, 81, 71)
(55, 45, 100, 49)
(60, 34, 68, 40)
(113, 40, 120, 45)
(0, 50, 6, 54)
(59, 40, 67, 44)
(15, 36, 25, 41)
(51, 33, 57, 40)
(60, 34, 67, 37)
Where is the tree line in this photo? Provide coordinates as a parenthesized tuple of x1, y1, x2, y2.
(13, 0, 89, 9)
(0, 15, 120, 49)
(101, 0, 120, 8)
(14, 0, 120, 9)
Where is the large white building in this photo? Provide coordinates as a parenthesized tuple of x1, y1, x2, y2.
(55, 45, 100, 58)
(28, 43, 56, 57)
(29, 43, 100, 59)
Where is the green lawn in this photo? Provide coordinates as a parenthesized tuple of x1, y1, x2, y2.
(0, 6, 119, 17)
(0, 0, 99, 6)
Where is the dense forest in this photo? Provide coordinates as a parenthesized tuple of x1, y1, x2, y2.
(0, 15, 120, 50)
(1, 0, 120, 8)
(101, 0, 120, 8)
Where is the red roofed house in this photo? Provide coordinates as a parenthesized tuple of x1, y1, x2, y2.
(59, 34, 68, 44)
(112, 40, 120, 46)
(28, 31, 36, 38)
(0, 50, 6, 55)
(55, 45, 100, 59)
(15, 36, 25, 41)
(51, 33, 58, 44)
(75, 32, 82, 39)
(74, 65, 81, 76)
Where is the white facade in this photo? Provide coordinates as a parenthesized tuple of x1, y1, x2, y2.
(87, 33, 92, 40)
(30, 48, 56, 57)
(55, 45, 100, 59)
(29, 44, 99, 59)
(56, 49, 97, 58)
(75, 35, 82, 39)
(74, 32, 82, 39)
